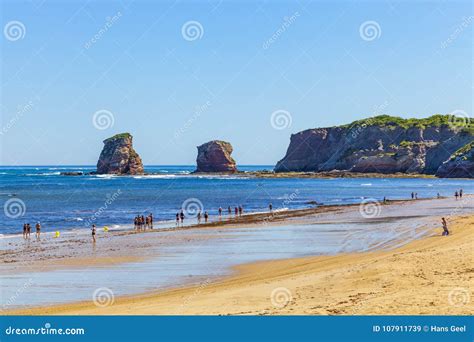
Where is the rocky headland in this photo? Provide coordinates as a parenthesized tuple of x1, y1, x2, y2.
(436, 141, 474, 178)
(275, 115, 473, 178)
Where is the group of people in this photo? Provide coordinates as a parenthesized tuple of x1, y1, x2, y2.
(174, 204, 248, 226)
(133, 214, 154, 230)
(455, 189, 464, 200)
(22, 222, 41, 240)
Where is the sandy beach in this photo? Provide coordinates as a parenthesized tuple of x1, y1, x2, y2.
(2, 195, 472, 316)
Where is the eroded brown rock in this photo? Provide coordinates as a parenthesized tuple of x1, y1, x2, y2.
(196, 140, 237, 172)
(96, 133, 144, 175)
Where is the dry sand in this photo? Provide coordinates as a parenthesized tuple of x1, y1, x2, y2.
(8, 214, 473, 316)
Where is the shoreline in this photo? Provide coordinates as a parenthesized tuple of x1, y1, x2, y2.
(6, 214, 472, 316)
(2, 196, 473, 315)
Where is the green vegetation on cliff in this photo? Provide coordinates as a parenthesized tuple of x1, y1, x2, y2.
(343, 114, 473, 133)
(450, 141, 474, 161)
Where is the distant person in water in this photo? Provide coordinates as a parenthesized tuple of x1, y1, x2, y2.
(204, 211, 209, 222)
(22, 224, 27, 239)
(91, 224, 97, 242)
(455, 191, 459, 200)
(35, 222, 41, 239)
(197, 210, 202, 223)
(441, 217, 449, 236)
(269, 203, 273, 212)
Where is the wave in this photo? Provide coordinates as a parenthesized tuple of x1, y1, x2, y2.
(24, 172, 61, 176)
(360, 183, 372, 186)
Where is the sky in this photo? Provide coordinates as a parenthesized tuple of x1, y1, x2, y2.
(0, 0, 472, 166)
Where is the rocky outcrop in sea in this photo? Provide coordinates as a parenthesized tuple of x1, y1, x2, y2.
(275, 115, 473, 177)
(195, 140, 237, 172)
(96, 133, 144, 175)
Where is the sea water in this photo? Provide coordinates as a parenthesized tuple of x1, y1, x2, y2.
(0, 165, 473, 235)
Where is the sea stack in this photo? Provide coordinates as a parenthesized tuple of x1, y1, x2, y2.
(196, 140, 237, 173)
(96, 133, 144, 175)
(436, 141, 474, 178)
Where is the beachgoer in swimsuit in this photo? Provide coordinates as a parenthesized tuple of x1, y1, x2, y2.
(228, 206, 231, 215)
(35, 222, 41, 239)
(149, 213, 153, 228)
(218, 207, 222, 216)
(91, 224, 96, 242)
(441, 217, 449, 236)
(197, 210, 201, 223)
(204, 211, 209, 223)
(269, 203, 273, 212)
(23, 224, 27, 239)
(234, 207, 238, 216)
(239, 206, 243, 215)
(180, 210, 185, 223)
(176, 213, 180, 226)
(26, 223, 31, 239)
(455, 191, 459, 200)
(460, 189, 463, 198)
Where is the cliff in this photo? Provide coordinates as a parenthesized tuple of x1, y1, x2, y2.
(196, 140, 237, 172)
(96, 133, 144, 175)
(436, 141, 474, 178)
(275, 115, 473, 176)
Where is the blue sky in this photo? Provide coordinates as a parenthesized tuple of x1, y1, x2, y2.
(1, 0, 472, 165)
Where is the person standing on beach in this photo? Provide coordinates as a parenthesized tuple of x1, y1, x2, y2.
(197, 210, 202, 223)
(218, 207, 222, 216)
(204, 211, 209, 223)
(441, 217, 449, 236)
(460, 189, 463, 198)
(239, 205, 243, 216)
(411, 192, 414, 199)
(26, 223, 31, 239)
(269, 203, 273, 212)
(234, 206, 238, 216)
(91, 224, 97, 243)
(455, 191, 459, 200)
(149, 213, 153, 229)
(228, 206, 232, 215)
(176, 213, 180, 226)
(35, 222, 41, 239)
(180, 210, 185, 224)
(22, 224, 27, 239)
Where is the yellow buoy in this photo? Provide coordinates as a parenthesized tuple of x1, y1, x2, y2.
(54, 231, 60, 238)
(103, 226, 109, 232)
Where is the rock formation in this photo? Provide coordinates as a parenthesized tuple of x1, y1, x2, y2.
(275, 115, 473, 176)
(96, 133, 144, 175)
(436, 141, 474, 178)
(196, 140, 237, 172)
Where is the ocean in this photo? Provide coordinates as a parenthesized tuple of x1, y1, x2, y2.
(1, 165, 473, 235)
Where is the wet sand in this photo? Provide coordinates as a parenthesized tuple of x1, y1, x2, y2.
(3, 196, 473, 315)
